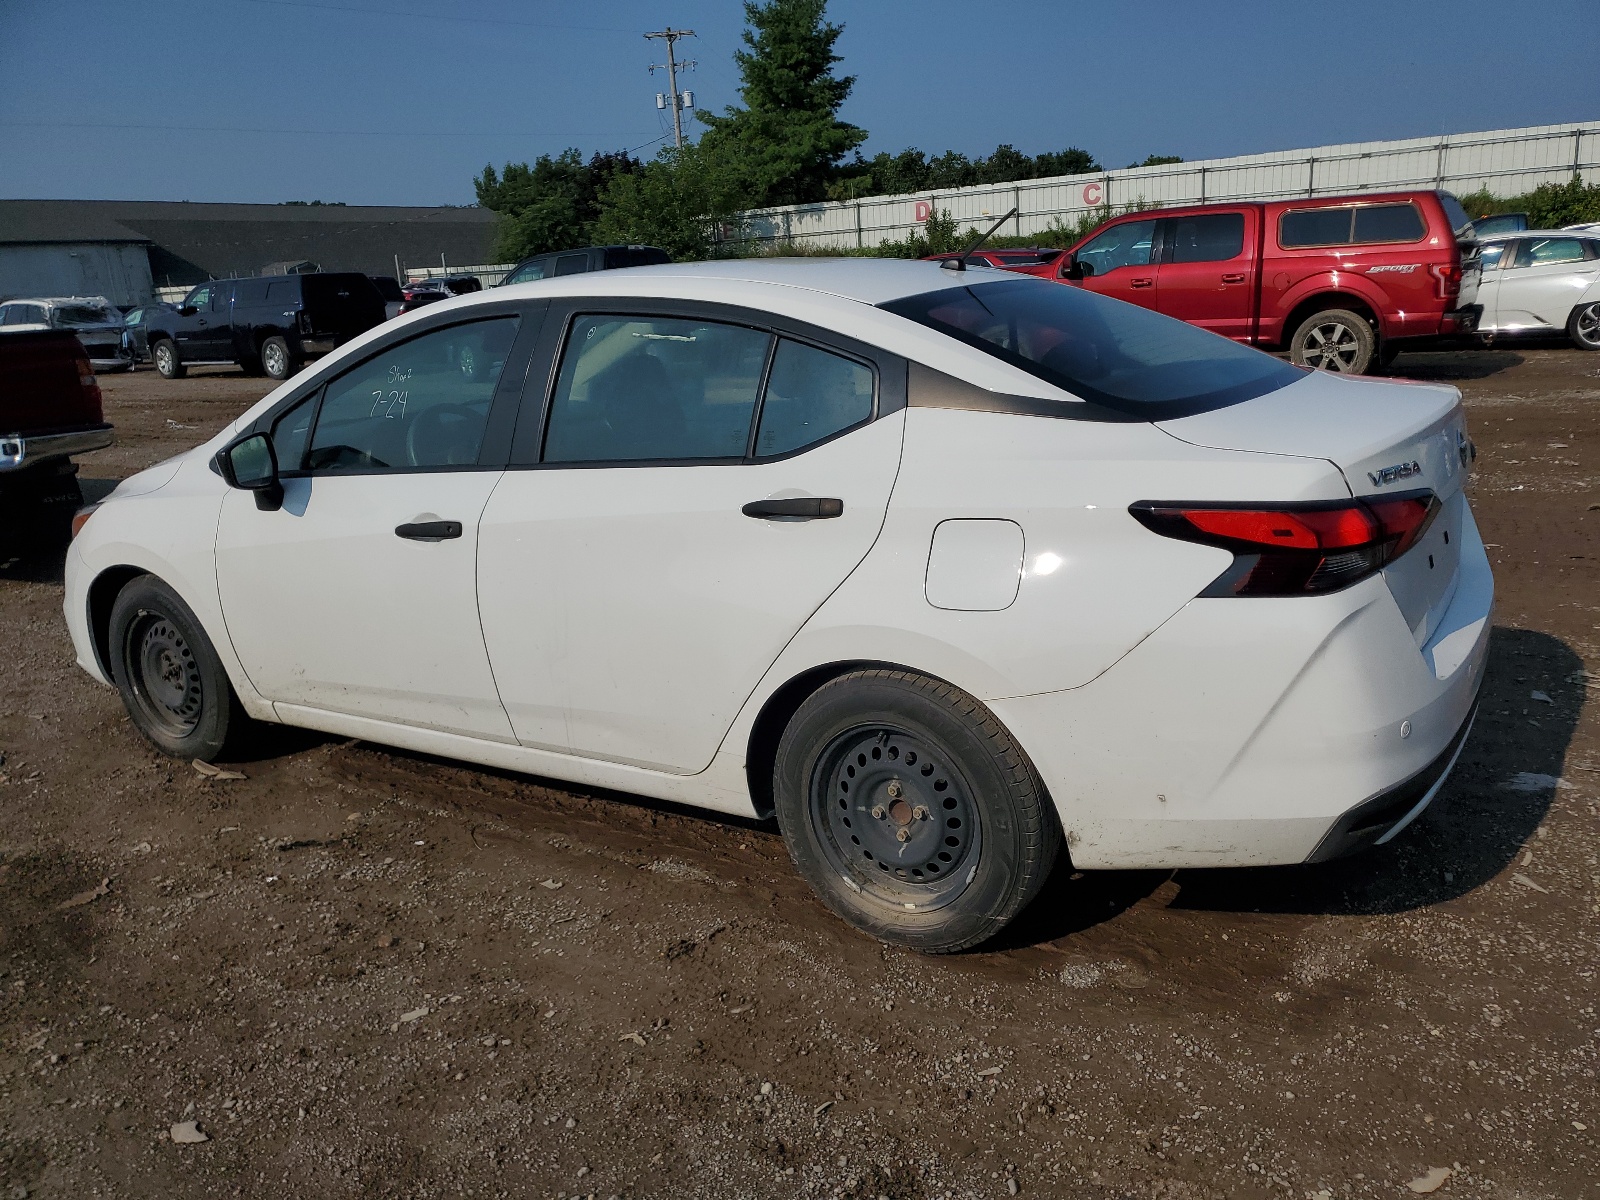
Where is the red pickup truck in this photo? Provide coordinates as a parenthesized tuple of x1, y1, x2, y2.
(0, 329, 114, 543)
(1022, 190, 1477, 374)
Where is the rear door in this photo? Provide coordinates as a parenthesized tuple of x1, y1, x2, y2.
(1492, 235, 1598, 330)
(1066, 217, 1161, 309)
(1155, 209, 1255, 339)
(476, 302, 904, 772)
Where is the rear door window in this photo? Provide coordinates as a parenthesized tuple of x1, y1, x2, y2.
(754, 339, 875, 458)
(305, 317, 519, 473)
(1166, 213, 1245, 262)
(554, 254, 590, 277)
(1513, 237, 1588, 267)
(542, 315, 771, 463)
(234, 280, 269, 306)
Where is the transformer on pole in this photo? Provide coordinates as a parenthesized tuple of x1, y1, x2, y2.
(645, 28, 697, 149)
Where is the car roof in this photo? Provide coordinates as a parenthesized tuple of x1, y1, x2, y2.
(1478, 229, 1600, 242)
(4, 296, 115, 308)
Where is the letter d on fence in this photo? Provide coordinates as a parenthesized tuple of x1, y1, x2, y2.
(914, 200, 932, 223)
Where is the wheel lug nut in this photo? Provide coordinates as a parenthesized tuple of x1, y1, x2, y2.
(870, 805, 886, 820)
(886, 780, 903, 799)
(895, 827, 911, 843)
(912, 805, 929, 820)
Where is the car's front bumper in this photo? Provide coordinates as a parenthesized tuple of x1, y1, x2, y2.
(990, 504, 1493, 869)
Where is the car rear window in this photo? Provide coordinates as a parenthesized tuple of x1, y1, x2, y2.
(53, 304, 120, 327)
(1439, 192, 1474, 239)
(1279, 202, 1425, 248)
(881, 278, 1305, 419)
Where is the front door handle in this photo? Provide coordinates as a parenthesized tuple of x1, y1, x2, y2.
(395, 520, 462, 541)
(741, 497, 843, 520)
(1220, 272, 1247, 283)
(1129, 277, 1154, 288)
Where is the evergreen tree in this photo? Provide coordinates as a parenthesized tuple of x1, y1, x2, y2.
(697, 0, 866, 207)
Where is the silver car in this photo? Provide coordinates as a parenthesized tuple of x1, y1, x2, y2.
(1468, 231, 1600, 351)
(0, 296, 133, 371)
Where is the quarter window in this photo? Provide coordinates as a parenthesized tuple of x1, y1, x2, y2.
(305, 317, 518, 472)
(1167, 213, 1245, 263)
(755, 339, 874, 458)
(543, 315, 770, 463)
(1074, 219, 1157, 275)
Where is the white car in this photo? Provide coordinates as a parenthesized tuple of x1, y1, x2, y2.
(63, 260, 1492, 952)
(0, 296, 133, 371)
(1468, 230, 1600, 350)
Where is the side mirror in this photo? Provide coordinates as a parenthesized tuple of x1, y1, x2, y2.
(217, 432, 283, 511)
(1062, 256, 1093, 281)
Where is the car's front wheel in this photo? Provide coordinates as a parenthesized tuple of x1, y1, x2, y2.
(151, 339, 185, 379)
(773, 669, 1061, 953)
(1290, 308, 1375, 374)
(108, 574, 247, 760)
(1569, 301, 1600, 351)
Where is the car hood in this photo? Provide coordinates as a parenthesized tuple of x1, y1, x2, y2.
(1154, 368, 1469, 501)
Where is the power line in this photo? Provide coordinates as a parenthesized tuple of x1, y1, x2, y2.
(236, 0, 636, 34)
(1, 120, 660, 140)
(645, 28, 696, 149)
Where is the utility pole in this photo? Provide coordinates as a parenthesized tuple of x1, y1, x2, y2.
(646, 28, 696, 149)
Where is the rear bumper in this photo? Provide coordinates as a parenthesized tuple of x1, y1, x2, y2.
(297, 337, 337, 356)
(991, 504, 1494, 869)
(1440, 306, 1479, 334)
(0, 424, 115, 472)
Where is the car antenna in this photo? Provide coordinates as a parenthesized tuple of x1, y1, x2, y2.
(940, 207, 1020, 271)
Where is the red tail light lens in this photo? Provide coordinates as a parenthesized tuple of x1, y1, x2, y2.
(1430, 262, 1462, 299)
(75, 356, 103, 417)
(1130, 491, 1439, 596)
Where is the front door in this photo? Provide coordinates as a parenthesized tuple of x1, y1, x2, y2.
(1155, 210, 1256, 340)
(1491, 235, 1597, 331)
(1066, 217, 1160, 310)
(477, 308, 904, 773)
(215, 314, 526, 739)
(172, 284, 229, 360)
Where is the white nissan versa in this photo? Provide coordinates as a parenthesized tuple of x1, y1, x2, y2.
(64, 259, 1492, 952)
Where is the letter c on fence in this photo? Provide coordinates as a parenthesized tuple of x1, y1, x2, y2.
(1082, 183, 1102, 206)
(914, 200, 932, 223)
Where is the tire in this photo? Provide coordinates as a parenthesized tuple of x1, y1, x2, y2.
(260, 336, 294, 380)
(151, 339, 185, 379)
(108, 574, 247, 761)
(1289, 308, 1375, 374)
(1569, 301, 1600, 351)
(773, 669, 1061, 953)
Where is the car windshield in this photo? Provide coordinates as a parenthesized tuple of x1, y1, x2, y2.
(881, 278, 1305, 418)
(53, 304, 121, 328)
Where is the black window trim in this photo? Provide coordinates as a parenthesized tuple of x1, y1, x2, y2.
(1277, 200, 1426, 250)
(241, 299, 548, 478)
(506, 297, 905, 471)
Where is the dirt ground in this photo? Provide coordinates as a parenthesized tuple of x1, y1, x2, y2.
(1, 347, 1597, 1200)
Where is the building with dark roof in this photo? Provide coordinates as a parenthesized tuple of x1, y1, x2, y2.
(0, 199, 499, 306)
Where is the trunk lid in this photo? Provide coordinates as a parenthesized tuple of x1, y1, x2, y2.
(1157, 369, 1472, 645)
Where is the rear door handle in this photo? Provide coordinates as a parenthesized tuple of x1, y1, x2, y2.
(741, 497, 844, 520)
(1220, 272, 1247, 283)
(1129, 277, 1153, 288)
(395, 520, 463, 541)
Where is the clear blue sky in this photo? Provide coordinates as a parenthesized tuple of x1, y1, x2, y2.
(2, 0, 1596, 206)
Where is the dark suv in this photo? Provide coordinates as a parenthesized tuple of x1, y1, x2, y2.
(146, 273, 386, 380)
(499, 245, 670, 286)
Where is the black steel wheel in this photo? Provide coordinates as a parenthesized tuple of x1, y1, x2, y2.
(774, 669, 1061, 953)
(1290, 308, 1374, 374)
(108, 574, 248, 760)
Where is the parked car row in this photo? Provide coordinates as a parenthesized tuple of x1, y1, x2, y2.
(924, 190, 1600, 367)
(0, 297, 132, 372)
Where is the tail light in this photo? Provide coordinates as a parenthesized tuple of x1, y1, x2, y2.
(75, 356, 103, 415)
(1429, 262, 1462, 299)
(1130, 492, 1440, 596)
(297, 310, 314, 335)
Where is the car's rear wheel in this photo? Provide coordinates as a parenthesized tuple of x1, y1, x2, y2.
(261, 336, 294, 380)
(1290, 309, 1374, 374)
(151, 339, 185, 379)
(1569, 302, 1600, 351)
(108, 575, 247, 760)
(773, 669, 1060, 953)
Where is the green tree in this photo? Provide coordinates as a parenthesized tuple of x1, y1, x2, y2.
(1032, 147, 1100, 177)
(1127, 154, 1183, 168)
(594, 139, 759, 261)
(697, 0, 866, 207)
(475, 150, 643, 261)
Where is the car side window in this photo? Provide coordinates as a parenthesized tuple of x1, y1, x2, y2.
(305, 317, 518, 473)
(0, 305, 13, 325)
(1075, 219, 1157, 275)
(1352, 203, 1425, 244)
(271, 393, 318, 472)
(1167, 213, 1245, 263)
(755, 339, 874, 457)
(507, 261, 545, 284)
(1517, 237, 1587, 267)
(1477, 243, 1507, 270)
(554, 254, 589, 277)
(186, 286, 212, 311)
(543, 315, 771, 463)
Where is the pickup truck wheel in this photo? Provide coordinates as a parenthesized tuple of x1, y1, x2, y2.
(261, 336, 294, 380)
(108, 574, 247, 760)
(1569, 302, 1600, 351)
(151, 339, 185, 379)
(1290, 309, 1374, 374)
(773, 669, 1061, 953)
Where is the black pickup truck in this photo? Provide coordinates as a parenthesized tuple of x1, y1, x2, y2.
(0, 328, 114, 543)
(146, 272, 386, 381)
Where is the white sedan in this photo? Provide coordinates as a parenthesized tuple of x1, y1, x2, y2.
(1469, 230, 1600, 350)
(64, 260, 1492, 952)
